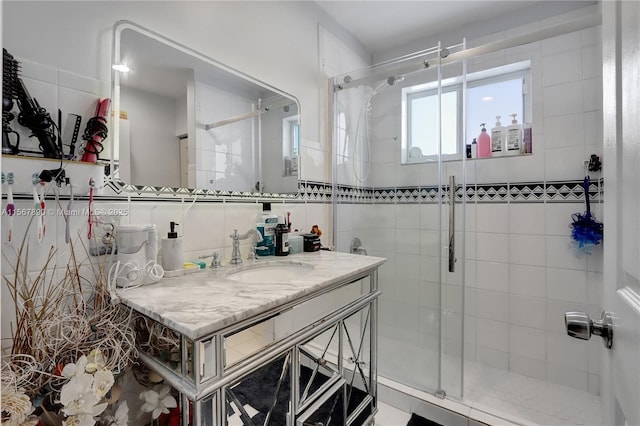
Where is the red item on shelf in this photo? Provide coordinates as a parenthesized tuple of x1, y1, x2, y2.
(81, 98, 111, 163)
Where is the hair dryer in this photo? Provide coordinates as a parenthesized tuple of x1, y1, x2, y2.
(2, 48, 20, 155)
(3, 48, 61, 159)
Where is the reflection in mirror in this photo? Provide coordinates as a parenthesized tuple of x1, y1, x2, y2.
(298, 324, 340, 407)
(224, 317, 278, 368)
(225, 354, 291, 424)
(112, 21, 300, 194)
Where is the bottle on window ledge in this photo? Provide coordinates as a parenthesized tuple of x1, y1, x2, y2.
(491, 116, 506, 156)
(506, 113, 523, 155)
(477, 123, 491, 158)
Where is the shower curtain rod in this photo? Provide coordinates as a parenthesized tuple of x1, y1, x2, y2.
(334, 12, 601, 92)
(204, 98, 293, 130)
(205, 109, 264, 130)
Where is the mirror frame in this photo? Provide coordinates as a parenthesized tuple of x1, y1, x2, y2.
(109, 20, 302, 198)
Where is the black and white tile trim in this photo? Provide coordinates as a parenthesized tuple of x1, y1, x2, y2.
(96, 178, 602, 204)
(334, 179, 602, 204)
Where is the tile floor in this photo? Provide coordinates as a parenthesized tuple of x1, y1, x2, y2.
(375, 402, 412, 426)
(461, 360, 603, 426)
(379, 333, 604, 426)
(378, 356, 604, 426)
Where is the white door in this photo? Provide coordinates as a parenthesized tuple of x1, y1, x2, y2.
(602, 1, 640, 424)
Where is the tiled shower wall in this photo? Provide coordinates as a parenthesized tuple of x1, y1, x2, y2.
(335, 7, 604, 395)
(194, 80, 256, 192)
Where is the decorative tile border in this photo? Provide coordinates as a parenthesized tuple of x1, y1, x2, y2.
(334, 179, 603, 204)
(102, 178, 328, 203)
(510, 183, 546, 202)
(97, 177, 603, 205)
(6, 178, 601, 206)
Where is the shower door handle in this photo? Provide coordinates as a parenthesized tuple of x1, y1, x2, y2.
(448, 175, 456, 272)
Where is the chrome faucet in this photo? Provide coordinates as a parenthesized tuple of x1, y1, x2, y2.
(229, 229, 263, 265)
(199, 252, 222, 268)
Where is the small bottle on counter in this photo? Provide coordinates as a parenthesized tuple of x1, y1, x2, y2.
(275, 216, 289, 256)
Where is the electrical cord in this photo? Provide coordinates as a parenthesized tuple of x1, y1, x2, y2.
(108, 259, 164, 293)
(81, 116, 107, 155)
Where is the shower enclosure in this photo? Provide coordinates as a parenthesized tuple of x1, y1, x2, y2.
(333, 38, 468, 401)
(332, 15, 604, 425)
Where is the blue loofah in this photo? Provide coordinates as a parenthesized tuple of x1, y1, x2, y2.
(571, 211, 603, 250)
(570, 176, 603, 254)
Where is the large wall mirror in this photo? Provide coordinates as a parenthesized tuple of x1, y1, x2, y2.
(112, 21, 300, 194)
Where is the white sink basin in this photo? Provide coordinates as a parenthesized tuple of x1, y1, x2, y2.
(226, 261, 315, 283)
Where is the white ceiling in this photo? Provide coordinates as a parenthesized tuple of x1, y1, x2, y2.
(315, 0, 594, 54)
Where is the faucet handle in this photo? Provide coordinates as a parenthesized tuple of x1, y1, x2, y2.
(247, 246, 257, 261)
(199, 252, 223, 268)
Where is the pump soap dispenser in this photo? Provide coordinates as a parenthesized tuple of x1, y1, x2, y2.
(491, 116, 506, 156)
(506, 114, 523, 155)
(477, 123, 491, 158)
(162, 221, 184, 272)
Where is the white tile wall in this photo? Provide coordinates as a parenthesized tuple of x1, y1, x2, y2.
(476, 233, 509, 263)
(476, 261, 509, 292)
(509, 265, 546, 298)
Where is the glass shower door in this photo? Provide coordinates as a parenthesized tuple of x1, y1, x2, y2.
(437, 43, 468, 400)
(331, 39, 468, 401)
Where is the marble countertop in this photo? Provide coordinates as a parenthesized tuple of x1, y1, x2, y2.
(117, 251, 385, 340)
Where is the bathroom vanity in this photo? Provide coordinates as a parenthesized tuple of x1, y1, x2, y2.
(118, 251, 385, 425)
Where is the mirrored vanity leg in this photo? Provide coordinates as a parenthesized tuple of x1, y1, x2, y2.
(291, 347, 300, 421)
(371, 271, 378, 417)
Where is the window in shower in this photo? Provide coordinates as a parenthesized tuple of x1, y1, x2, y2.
(283, 115, 300, 176)
(402, 61, 531, 164)
(406, 87, 460, 159)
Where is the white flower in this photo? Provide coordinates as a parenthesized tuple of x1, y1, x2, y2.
(86, 349, 106, 373)
(102, 401, 129, 426)
(62, 414, 97, 426)
(62, 355, 89, 378)
(139, 385, 177, 419)
(59, 372, 102, 416)
(92, 370, 114, 398)
(0, 384, 34, 424)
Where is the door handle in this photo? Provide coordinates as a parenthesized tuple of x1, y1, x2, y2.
(565, 311, 613, 349)
(448, 176, 456, 273)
